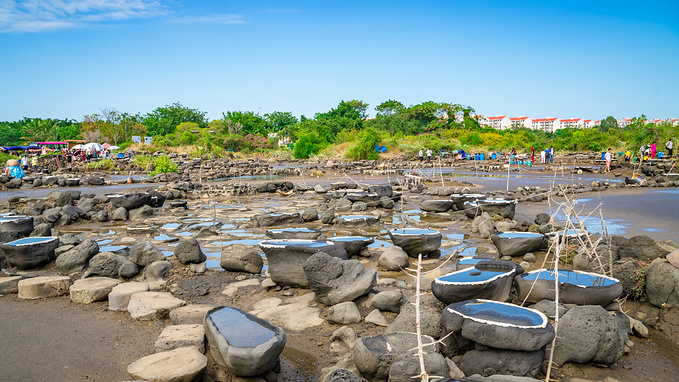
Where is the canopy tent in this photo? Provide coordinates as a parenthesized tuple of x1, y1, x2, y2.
(108, 145, 121, 150)
(102, 143, 112, 149)
(71, 144, 84, 150)
(83, 142, 104, 151)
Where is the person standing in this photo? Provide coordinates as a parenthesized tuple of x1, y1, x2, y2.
(530, 147, 535, 164)
(426, 148, 432, 163)
(651, 142, 657, 159)
(550, 147, 554, 163)
(540, 148, 546, 164)
(418, 149, 424, 163)
(20, 155, 28, 170)
(31, 155, 38, 173)
(604, 148, 612, 173)
(666, 138, 674, 157)
(639, 143, 646, 161)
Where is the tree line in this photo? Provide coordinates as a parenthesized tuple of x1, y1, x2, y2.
(1, 101, 675, 160)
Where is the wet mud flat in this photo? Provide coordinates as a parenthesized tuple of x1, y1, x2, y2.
(0, 168, 678, 382)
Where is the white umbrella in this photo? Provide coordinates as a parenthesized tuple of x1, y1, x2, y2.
(83, 142, 104, 151)
(108, 145, 121, 150)
(72, 144, 84, 150)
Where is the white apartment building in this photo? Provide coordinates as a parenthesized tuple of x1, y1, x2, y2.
(617, 118, 632, 128)
(559, 118, 583, 129)
(531, 118, 560, 133)
(486, 115, 511, 130)
(509, 116, 532, 129)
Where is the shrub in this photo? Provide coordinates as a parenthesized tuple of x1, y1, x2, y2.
(133, 155, 154, 171)
(294, 131, 327, 159)
(85, 158, 116, 171)
(149, 156, 179, 176)
(344, 127, 382, 160)
(632, 260, 650, 300)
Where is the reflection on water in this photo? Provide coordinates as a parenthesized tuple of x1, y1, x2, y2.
(521, 269, 617, 287)
(453, 300, 545, 327)
(437, 268, 509, 283)
(208, 307, 276, 347)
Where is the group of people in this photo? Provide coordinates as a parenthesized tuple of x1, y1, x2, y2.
(418, 148, 433, 163)
(638, 139, 674, 161)
(527, 147, 554, 164)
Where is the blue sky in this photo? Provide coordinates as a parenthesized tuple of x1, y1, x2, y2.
(1, 0, 677, 122)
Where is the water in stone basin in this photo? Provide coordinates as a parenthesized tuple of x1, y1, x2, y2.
(329, 236, 370, 242)
(338, 215, 373, 220)
(368, 240, 393, 248)
(0, 216, 30, 222)
(99, 245, 127, 252)
(208, 239, 263, 246)
(454, 300, 545, 327)
(5, 237, 55, 245)
(522, 269, 618, 287)
(153, 234, 177, 242)
(268, 228, 318, 233)
(391, 228, 439, 235)
(260, 240, 332, 248)
(497, 232, 543, 238)
(208, 307, 276, 347)
(437, 268, 509, 284)
(161, 223, 181, 230)
(222, 230, 265, 237)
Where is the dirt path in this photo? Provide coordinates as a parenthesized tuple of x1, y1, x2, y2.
(0, 295, 160, 382)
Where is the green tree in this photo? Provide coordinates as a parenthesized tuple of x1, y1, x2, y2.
(293, 131, 328, 159)
(599, 116, 618, 133)
(222, 111, 268, 136)
(375, 99, 405, 117)
(345, 127, 383, 160)
(264, 111, 298, 132)
(0, 121, 25, 145)
(143, 102, 207, 136)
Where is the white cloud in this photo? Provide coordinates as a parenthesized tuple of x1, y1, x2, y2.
(170, 13, 246, 24)
(0, 0, 166, 33)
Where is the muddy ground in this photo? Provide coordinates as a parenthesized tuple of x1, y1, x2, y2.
(0, 165, 677, 382)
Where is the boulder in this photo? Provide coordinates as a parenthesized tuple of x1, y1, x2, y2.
(31, 223, 52, 237)
(17, 275, 71, 299)
(514, 269, 623, 307)
(128, 205, 153, 221)
(127, 347, 207, 382)
(204, 306, 286, 377)
(174, 238, 206, 265)
(617, 235, 669, 261)
(110, 193, 152, 210)
(0, 215, 34, 236)
(266, 227, 321, 240)
(646, 258, 679, 308)
(85, 252, 126, 278)
(170, 304, 216, 325)
(301, 208, 319, 222)
(459, 348, 544, 378)
(108, 281, 150, 311)
(378, 246, 410, 271)
(472, 212, 495, 239)
(490, 232, 545, 257)
(251, 212, 303, 227)
(325, 369, 362, 382)
(0, 275, 22, 294)
(432, 260, 520, 304)
(303, 251, 376, 305)
(127, 291, 186, 320)
(69, 277, 121, 303)
(549, 305, 628, 367)
(354, 332, 437, 382)
(86, 176, 104, 186)
(112, 207, 128, 221)
(92, 210, 108, 222)
(327, 301, 362, 324)
(220, 244, 263, 274)
(155, 324, 205, 353)
(441, 300, 554, 352)
(1, 236, 59, 270)
(118, 260, 140, 278)
(388, 353, 448, 382)
(321, 209, 335, 224)
(370, 290, 406, 313)
(328, 236, 375, 258)
(365, 309, 389, 326)
(143, 260, 173, 281)
(55, 239, 99, 274)
(386, 295, 442, 338)
(129, 241, 167, 267)
(329, 326, 357, 353)
(421, 199, 455, 212)
(389, 229, 442, 258)
(259, 240, 347, 288)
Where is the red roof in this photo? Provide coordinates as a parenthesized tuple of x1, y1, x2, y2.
(560, 118, 581, 122)
(510, 117, 528, 121)
(532, 118, 558, 122)
(487, 116, 506, 120)
(583, 119, 591, 122)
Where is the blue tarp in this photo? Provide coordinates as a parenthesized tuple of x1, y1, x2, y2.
(8, 166, 24, 178)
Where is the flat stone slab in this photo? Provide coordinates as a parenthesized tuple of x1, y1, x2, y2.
(128, 291, 186, 321)
(0, 275, 22, 294)
(667, 248, 679, 269)
(170, 304, 216, 325)
(18, 276, 71, 299)
(155, 324, 205, 353)
(70, 277, 121, 304)
(127, 347, 207, 382)
(108, 282, 150, 311)
(250, 302, 323, 331)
